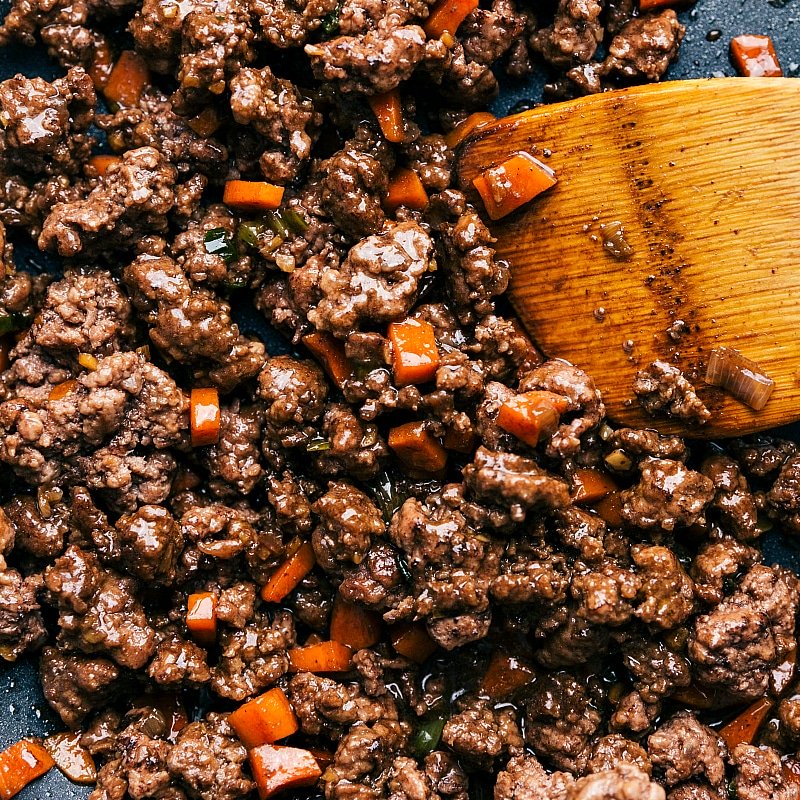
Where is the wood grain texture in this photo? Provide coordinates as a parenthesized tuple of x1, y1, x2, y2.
(455, 78, 800, 438)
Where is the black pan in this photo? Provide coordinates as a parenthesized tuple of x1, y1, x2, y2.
(0, 0, 797, 796)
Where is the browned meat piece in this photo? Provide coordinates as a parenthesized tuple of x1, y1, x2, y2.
(463, 447, 570, 519)
(203, 405, 264, 498)
(180, 503, 262, 568)
(229, 66, 320, 181)
(39, 147, 177, 257)
(607, 428, 688, 463)
(338, 540, 405, 609)
(572, 559, 640, 626)
(173, 0, 256, 108)
(633, 361, 710, 424)
(385, 757, 440, 800)
(621, 639, 690, 703)
(468, 314, 541, 382)
(320, 146, 388, 238)
(689, 564, 797, 698)
(258, 355, 328, 434)
(524, 672, 602, 773)
(216, 582, 257, 629)
(621, 459, 714, 531)
(402, 135, 453, 193)
(460, 0, 527, 66)
(251, 0, 340, 48)
(0, 350, 187, 508)
(631, 544, 694, 629)
(288, 672, 397, 739)
(112, 505, 183, 584)
(425, 751, 468, 800)
(30, 270, 134, 356)
(305, 20, 431, 95)
(534, 608, 610, 668)
(647, 711, 727, 787)
(603, 10, 685, 82)
(701, 453, 761, 540)
(766, 454, 800, 533)
(147, 632, 211, 686)
(125, 255, 265, 391)
(0, 568, 46, 660)
(589, 735, 652, 775)
(0, 66, 94, 176)
(442, 696, 523, 767)
(307, 221, 433, 336)
(427, 611, 492, 650)
(667, 785, 724, 800)
(551, 507, 607, 562)
(494, 754, 574, 800)
(389, 493, 501, 626)
(439, 208, 509, 324)
(312, 481, 385, 569)
(569, 765, 665, 800)
(166, 713, 254, 800)
(266, 472, 314, 536)
(129, 0, 189, 72)
(529, 0, 603, 68)
(44, 546, 155, 669)
(98, 90, 228, 178)
(325, 718, 409, 800)
(519, 360, 605, 457)
(610, 690, 659, 735)
(731, 743, 800, 800)
(434, 40, 498, 108)
(313, 403, 388, 480)
(5, 494, 67, 558)
(730, 436, 797, 479)
(289, 572, 333, 632)
(690, 537, 760, 605)
(491, 541, 569, 605)
(210, 610, 295, 700)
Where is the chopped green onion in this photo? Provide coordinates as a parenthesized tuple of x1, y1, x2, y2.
(281, 208, 309, 234)
(204, 227, 236, 263)
(306, 436, 332, 452)
(237, 220, 265, 247)
(263, 235, 285, 254)
(0, 312, 31, 335)
(265, 211, 289, 239)
(412, 718, 445, 757)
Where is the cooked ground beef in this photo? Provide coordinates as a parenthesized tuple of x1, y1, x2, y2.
(0, 5, 796, 800)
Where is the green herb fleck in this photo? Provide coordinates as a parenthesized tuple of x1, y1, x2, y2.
(204, 227, 236, 262)
(237, 220, 265, 247)
(320, 2, 343, 37)
(411, 717, 445, 757)
(306, 436, 332, 452)
(280, 208, 309, 234)
(264, 211, 289, 239)
(0, 312, 31, 336)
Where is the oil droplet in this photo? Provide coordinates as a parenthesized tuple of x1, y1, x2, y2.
(706, 29, 722, 41)
(593, 307, 607, 322)
(622, 339, 635, 354)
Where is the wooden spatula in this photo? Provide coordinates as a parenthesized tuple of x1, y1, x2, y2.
(455, 78, 800, 438)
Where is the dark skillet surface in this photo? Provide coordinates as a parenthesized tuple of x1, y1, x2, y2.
(0, 0, 797, 796)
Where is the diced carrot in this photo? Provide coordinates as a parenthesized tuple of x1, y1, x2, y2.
(572, 468, 620, 504)
(288, 640, 353, 673)
(730, 34, 782, 77)
(424, 0, 479, 39)
(367, 90, 404, 143)
(388, 421, 447, 473)
(223, 180, 285, 213)
(43, 732, 96, 785)
(186, 592, 217, 646)
(229, 688, 300, 750)
(103, 50, 150, 107)
(88, 155, 122, 176)
(261, 542, 316, 603)
(638, 0, 690, 9)
(592, 491, 625, 528)
(390, 622, 438, 663)
(388, 318, 440, 387)
(384, 168, 428, 214)
(496, 390, 568, 448)
(718, 697, 774, 751)
(302, 332, 354, 388)
(48, 379, 78, 402)
(190, 387, 221, 447)
(0, 740, 55, 800)
(444, 112, 496, 149)
(473, 151, 557, 221)
(480, 651, 535, 698)
(89, 39, 114, 89)
(330, 595, 382, 651)
(187, 107, 222, 138)
(443, 426, 477, 454)
(249, 744, 322, 800)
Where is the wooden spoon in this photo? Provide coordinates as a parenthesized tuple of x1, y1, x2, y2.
(455, 78, 800, 438)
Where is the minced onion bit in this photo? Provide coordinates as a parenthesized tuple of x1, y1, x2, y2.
(705, 346, 775, 411)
